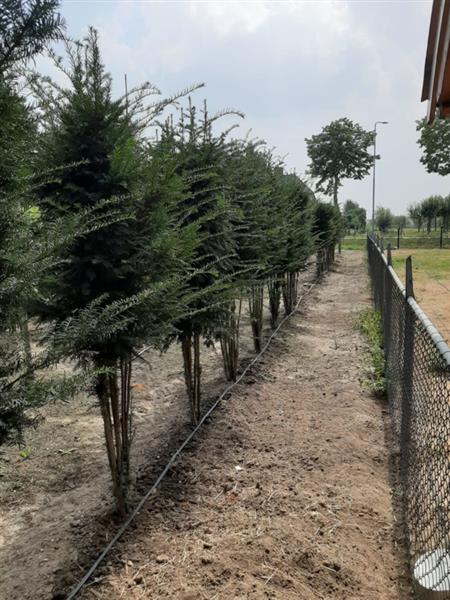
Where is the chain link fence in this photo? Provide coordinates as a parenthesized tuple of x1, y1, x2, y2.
(367, 234, 450, 598)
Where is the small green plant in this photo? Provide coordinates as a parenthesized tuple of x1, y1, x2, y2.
(19, 447, 32, 460)
(357, 308, 386, 396)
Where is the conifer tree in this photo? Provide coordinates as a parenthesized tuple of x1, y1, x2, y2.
(220, 137, 268, 372)
(0, 0, 71, 446)
(312, 202, 341, 275)
(33, 29, 200, 513)
(163, 100, 241, 421)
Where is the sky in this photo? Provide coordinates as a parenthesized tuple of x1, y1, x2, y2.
(38, 0, 450, 216)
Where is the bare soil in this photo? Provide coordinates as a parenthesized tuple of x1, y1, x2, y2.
(0, 252, 410, 600)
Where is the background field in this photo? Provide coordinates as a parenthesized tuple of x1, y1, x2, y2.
(342, 228, 450, 251)
(391, 248, 450, 343)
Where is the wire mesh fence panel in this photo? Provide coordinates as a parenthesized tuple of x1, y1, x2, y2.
(367, 235, 450, 598)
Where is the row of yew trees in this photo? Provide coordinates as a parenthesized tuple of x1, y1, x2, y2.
(1, 22, 341, 515)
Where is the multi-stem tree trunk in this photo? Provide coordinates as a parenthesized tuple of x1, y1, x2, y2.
(96, 356, 133, 517)
(282, 271, 298, 315)
(267, 276, 281, 329)
(220, 298, 242, 381)
(316, 248, 325, 277)
(181, 331, 201, 424)
(19, 314, 33, 381)
(248, 282, 264, 353)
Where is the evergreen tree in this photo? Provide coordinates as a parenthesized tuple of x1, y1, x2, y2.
(162, 99, 241, 421)
(34, 29, 199, 514)
(312, 202, 341, 275)
(0, 0, 64, 72)
(0, 0, 71, 446)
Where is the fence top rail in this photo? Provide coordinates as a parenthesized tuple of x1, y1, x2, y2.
(367, 234, 450, 368)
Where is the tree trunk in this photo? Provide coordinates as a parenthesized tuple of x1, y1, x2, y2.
(96, 359, 133, 518)
(249, 282, 264, 353)
(282, 271, 298, 316)
(333, 177, 339, 207)
(181, 332, 201, 424)
(267, 277, 281, 329)
(19, 314, 33, 382)
(220, 297, 242, 381)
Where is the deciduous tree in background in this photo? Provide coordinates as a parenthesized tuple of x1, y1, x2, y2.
(417, 117, 450, 176)
(408, 203, 423, 232)
(306, 118, 375, 207)
(343, 200, 366, 233)
(420, 195, 443, 233)
(439, 195, 450, 232)
(375, 206, 393, 234)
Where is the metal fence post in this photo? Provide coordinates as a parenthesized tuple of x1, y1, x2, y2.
(440, 226, 443, 249)
(384, 244, 393, 357)
(401, 256, 415, 485)
(397, 227, 401, 249)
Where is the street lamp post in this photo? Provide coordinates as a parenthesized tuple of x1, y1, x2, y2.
(372, 121, 388, 232)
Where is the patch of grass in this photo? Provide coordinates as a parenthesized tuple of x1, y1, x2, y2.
(341, 237, 366, 250)
(342, 229, 450, 251)
(358, 308, 386, 396)
(391, 249, 450, 282)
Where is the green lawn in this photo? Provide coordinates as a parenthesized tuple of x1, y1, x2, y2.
(391, 248, 450, 282)
(342, 228, 450, 251)
(390, 248, 450, 342)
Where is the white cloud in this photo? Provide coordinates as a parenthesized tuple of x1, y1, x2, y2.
(35, 0, 450, 213)
(190, 0, 271, 36)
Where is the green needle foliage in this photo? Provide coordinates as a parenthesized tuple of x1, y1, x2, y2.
(32, 29, 201, 514)
(312, 201, 342, 276)
(0, 4, 342, 517)
(0, 0, 85, 446)
(158, 99, 241, 422)
(0, 0, 64, 72)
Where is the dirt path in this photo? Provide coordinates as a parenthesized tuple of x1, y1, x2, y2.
(72, 252, 409, 600)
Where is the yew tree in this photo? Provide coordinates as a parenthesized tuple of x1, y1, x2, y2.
(164, 100, 239, 422)
(33, 29, 198, 514)
(0, 0, 71, 446)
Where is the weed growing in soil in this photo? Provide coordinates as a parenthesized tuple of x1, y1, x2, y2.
(357, 308, 386, 396)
